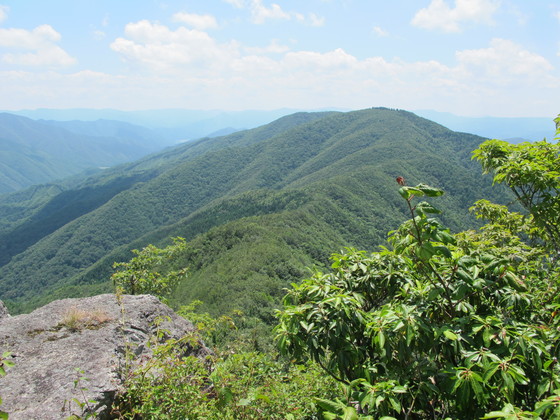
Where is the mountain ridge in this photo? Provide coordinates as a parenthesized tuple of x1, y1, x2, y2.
(6, 107, 553, 143)
(0, 108, 510, 315)
(0, 113, 173, 194)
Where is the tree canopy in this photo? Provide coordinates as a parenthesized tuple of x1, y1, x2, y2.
(275, 121, 560, 418)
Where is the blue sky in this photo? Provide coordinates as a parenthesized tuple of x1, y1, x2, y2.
(0, 0, 558, 117)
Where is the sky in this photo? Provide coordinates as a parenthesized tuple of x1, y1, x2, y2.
(0, 0, 558, 117)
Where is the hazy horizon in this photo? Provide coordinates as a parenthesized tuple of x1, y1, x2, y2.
(0, 1, 558, 118)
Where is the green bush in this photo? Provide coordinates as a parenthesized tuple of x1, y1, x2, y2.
(112, 316, 338, 419)
(276, 182, 560, 418)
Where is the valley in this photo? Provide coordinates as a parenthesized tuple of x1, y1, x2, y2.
(0, 108, 510, 315)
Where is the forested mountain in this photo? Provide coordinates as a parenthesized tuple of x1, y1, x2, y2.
(0, 108, 510, 315)
(0, 113, 170, 193)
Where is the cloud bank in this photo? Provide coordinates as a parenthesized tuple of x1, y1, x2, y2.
(0, 1, 557, 117)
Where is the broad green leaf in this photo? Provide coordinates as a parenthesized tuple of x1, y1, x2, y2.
(389, 396, 402, 413)
(255, 393, 271, 403)
(399, 186, 426, 200)
(416, 201, 441, 215)
(483, 364, 500, 382)
(342, 406, 359, 420)
(314, 397, 345, 414)
(377, 331, 385, 349)
(237, 397, 253, 406)
(434, 245, 452, 258)
(418, 243, 436, 260)
(443, 329, 459, 340)
(456, 269, 473, 283)
(415, 184, 444, 197)
(436, 230, 456, 244)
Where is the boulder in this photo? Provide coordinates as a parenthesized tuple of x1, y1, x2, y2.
(0, 294, 209, 419)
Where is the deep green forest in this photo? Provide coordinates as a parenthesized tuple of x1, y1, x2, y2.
(1, 108, 558, 419)
(0, 108, 508, 315)
(107, 125, 560, 418)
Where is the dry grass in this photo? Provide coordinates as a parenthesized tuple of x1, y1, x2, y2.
(60, 307, 112, 331)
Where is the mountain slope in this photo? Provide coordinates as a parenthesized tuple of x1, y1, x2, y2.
(0, 113, 171, 193)
(0, 108, 509, 314)
(0, 111, 332, 244)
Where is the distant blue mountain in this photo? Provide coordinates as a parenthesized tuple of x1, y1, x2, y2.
(0, 113, 171, 194)
(7, 107, 555, 144)
(3, 108, 305, 142)
(414, 110, 556, 143)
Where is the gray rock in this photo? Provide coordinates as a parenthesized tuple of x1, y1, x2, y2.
(0, 294, 209, 419)
(0, 300, 9, 320)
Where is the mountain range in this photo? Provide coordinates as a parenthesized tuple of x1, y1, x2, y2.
(414, 110, 556, 142)
(0, 113, 173, 193)
(0, 108, 512, 318)
(2, 108, 308, 144)
(5, 107, 555, 144)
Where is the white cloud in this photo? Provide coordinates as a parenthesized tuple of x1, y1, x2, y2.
(3, 46, 75, 66)
(223, 0, 322, 25)
(0, 24, 76, 67)
(105, 27, 557, 115)
(507, 5, 527, 26)
(283, 48, 358, 69)
(250, 0, 290, 24)
(110, 20, 239, 73)
(456, 38, 553, 81)
(555, 11, 560, 23)
(3, 20, 557, 118)
(0, 24, 61, 48)
(244, 39, 290, 54)
(373, 26, 389, 37)
(173, 12, 218, 30)
(0, 5, 8, 23)
(412, 0, 501, 32)
(295, 12, 325, 27)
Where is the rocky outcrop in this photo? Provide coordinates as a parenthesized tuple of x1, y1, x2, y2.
(0, 294, 209, 419)
(0, 300, 9, 320)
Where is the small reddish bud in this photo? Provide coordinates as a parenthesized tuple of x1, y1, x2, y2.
(396, 176, 405, 186)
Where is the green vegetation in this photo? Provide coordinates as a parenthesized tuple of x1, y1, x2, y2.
(1, 109, 549, 419)
(112, 237, 187, 301)
(0, 109, 507, 315)
(114, 339, 338, 419)
(0, 113, 167, 194)
(275, 134, 560, 417)
(472, 130, 560, 257)
(0, 352, 14, 420)
(106, 128, 559, 418)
